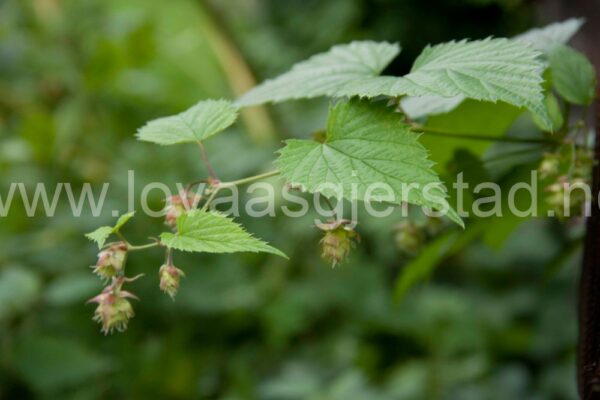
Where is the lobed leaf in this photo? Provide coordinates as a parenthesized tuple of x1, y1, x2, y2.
(85, 211, 135, 249)
(236, 41, 400, 106)
(136, 99, 238, 145)
(276, 99, 463, 227)
(160, 210, 287, 258)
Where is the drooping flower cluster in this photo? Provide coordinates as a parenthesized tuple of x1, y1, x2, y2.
(159, 263, 185, 299)
(88, 277, 137, 334)
(92, 242, 127, 280)
(317, 219, 359, 266)
(540, 147, 594, 218)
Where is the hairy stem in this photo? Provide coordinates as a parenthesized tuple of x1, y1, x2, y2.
(198, 142, 219, 180)
(219, 170, 280, 188)
(127, 242, 160, 251)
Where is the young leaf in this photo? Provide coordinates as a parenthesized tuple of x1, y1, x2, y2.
(160, 210, 287, 258)
(136, 99, 238, 145)
(548, 45, 596, 105)
(337, 38, 551, 128)
(85, 211, 135, 249)
(236, 41, 400, 106)
(515, 18, 584, 54)
(276, 99, 463, 227)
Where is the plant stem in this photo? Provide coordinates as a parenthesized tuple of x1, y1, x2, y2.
(197, 142, 218, 180)
(411, 124, 557, 145)
(201, 187, 221, 211)
(127, 242, 160, 251)
(219, 170, 280, 188)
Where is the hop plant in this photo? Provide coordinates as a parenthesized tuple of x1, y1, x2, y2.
(540, 147, 594, 218)
(164, 191, 203, 229)
(316, 220, 359, 267)
(159, 263, 185, 299)
(92, 242, 127, 280)
(88, 281, 138, 334)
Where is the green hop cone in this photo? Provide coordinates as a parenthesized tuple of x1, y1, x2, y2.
(159, 264, 185, 299)
(316, 220, 359, 267)
(92, 242, 127, 280)
(88, 287, 137, 334)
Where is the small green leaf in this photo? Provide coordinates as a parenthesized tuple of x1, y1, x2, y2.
(160, 210, 287, 258)
(276, 99, 463, 227)
(136, 99, 238, 145)
(236, 41, 400, 106)
(85, 212, 135, 249)
(515, 18, 584, 53)
(549, 45, 596, 105)
(85, 226, 113, 249)
(114, 211, 135, 232)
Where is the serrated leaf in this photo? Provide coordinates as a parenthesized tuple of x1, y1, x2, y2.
(136, 99, 238, 145)
(399, 20, 583, 119)
(85, 226, 113, 249)
(276, 99, 463, 227)
(236, 41, 400, 106)
(337, 38, 551, 128)
(85, 211, 135, 249)
(160, 210, 287, 258)
(400, 95, 465, 119)
(549, 45, 596, 105)
(515, 18, 584, 53)
(114, 211, 135, 231)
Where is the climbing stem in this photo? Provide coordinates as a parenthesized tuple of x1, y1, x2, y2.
(218, 170, 280, 188)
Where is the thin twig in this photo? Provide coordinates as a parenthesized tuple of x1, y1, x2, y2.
(198, 142, 218, 180)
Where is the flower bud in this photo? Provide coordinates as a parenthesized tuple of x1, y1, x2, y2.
(92, 242, 127, 280)
(88, 287, 137, 334)
(539, 154, 560, 179)
(394, 221, 425, 255)
(159, 264, 185, 299)
(165, 191, 202, 229)
(316, 220, 359, 267)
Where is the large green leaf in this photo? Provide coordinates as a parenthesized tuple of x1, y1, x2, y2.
(236, 41, 400, 106)
(549, 45, 596, 105)
(160, 210, 287, 258)
(136, 99, 238, 145)
(85, 211, 135, 249)
(515, 18, 584, 53)
(276, 99, 463, 227)
(338, 38, 550, 127)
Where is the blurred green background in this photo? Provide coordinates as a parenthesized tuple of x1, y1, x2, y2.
(0, 0, 590, 399)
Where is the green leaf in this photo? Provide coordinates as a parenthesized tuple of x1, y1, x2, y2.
(236, 41, 400, 106)
(136, 99, 238, 145)
(515, 18, 584, 53)
(160, 210, 287, 258)
(533, 93, 563, 131)
(549, 45, 596, 105)
(400, 95, 465, 120)
(114, 211, 135, 231)
(276, 99, 463, 227)
(338, 38, 550, 127)
(85, 211, 135, 249)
